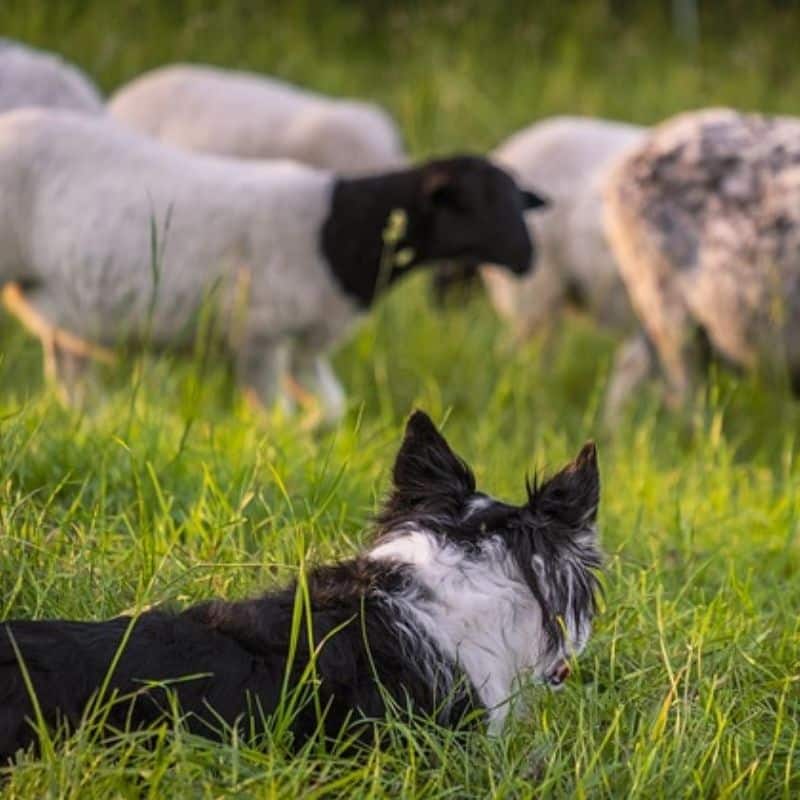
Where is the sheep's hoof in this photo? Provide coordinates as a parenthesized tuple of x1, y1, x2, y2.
(284, 375, 329, 432)
(284, 375, 345, 431)
(241, 382, 305, 427)
(242, 386, 265, 413)
(284, 374, 316, 407)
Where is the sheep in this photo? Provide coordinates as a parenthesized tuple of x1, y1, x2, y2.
(603, 107, 800, 420)
(0, 39, 103, 114)
(108, 64, 404, 174)
(0, 109, 545, 422)
(477, 116, 646, 340)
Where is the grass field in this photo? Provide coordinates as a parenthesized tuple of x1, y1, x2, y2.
(1, 1, 800, 796)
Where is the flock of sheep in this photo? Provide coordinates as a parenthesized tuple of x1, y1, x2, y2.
(2, 38, 799, 424)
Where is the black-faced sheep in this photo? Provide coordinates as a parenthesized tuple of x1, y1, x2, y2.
(0, 110, 545, 421)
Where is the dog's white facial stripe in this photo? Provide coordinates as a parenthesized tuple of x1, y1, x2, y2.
(369, 527, 551, 730)
(463, 495, 494, 519)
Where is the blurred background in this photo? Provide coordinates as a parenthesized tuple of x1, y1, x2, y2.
(5, 0, 800, 156)
(3, 0, 800, 457)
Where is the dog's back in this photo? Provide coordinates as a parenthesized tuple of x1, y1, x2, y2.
(0, 612, 287, 760)
(1, 619, 112, 758)
(0, 578, 441, 761)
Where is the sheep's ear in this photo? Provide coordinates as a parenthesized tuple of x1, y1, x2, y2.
(521, 188, 550, 210)
(530, 442, 599, 530)
(381, 411, 476, 518)
(421, 167, 457, 207)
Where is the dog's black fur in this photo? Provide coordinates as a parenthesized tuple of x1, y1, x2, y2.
(322, 155, 548, 307)
(0, 561, 464, 759)
(1, 411, 600, 762)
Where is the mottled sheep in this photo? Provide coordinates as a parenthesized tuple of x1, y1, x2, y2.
(603, 107, 800, 419)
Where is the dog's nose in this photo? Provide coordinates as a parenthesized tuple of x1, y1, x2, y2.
(548, 660, 571, 687)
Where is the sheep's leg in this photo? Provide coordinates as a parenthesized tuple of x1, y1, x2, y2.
(237, 334, 294, 414)
(615, 276, 696, 410)
(603, 188, 699, 413)
(2, 282, 113, 406)
(42, 336, 96, 407)
(289, 347, 346, 427)
(603, 332, 656, 427)
(531, 314, 565, 371)
(482, 262, 566, 346)
(654, 323, 701, 411)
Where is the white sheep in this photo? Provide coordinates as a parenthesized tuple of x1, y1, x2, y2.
(0, 39, 103, 114)
(108, 64, 404, 173)
(478, 116, 645, 339)
(603, 107, 800, 420)
(0, 109, 543, 421)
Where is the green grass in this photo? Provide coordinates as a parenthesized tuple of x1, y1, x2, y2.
(1, 1, 800, 796)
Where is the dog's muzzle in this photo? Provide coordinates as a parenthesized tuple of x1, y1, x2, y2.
(546, 659, 571, 688)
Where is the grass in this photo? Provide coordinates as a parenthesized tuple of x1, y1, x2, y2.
(1, 0, 800, 796)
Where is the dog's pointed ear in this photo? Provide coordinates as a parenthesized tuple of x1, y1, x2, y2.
(521, 188, 550, 211)
(530, 442, 599, 530)
(383, 410, 475, 517)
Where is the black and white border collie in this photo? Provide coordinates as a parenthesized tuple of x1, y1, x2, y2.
(0, 411, 602, 760)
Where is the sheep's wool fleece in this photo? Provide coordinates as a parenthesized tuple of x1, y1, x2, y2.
(108, 65, 403, 172)
(0, 109, 356, 349)
(0, 39, 103, 114)
(481, 116, 644, 333)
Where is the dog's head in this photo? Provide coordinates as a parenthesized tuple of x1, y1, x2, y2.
(372, 411, 601, 696)
(419, 155, 548, 276)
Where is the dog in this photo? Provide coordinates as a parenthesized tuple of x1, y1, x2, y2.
(0, 411, 602, 760)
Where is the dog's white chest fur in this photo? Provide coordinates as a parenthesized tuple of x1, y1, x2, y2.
(370, 528, 548, 730)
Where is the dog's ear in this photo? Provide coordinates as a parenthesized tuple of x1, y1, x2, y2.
(530, 442, 599, 531)
(521, 188, 550, 211)
(383, 410, 476, 516)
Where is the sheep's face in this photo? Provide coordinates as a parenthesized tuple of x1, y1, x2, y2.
(421, 156, 548, 275)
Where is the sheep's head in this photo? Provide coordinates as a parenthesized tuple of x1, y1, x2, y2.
(322, 155, 548, 309)
(419, 155, 548, 275)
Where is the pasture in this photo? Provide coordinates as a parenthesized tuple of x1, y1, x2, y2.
(1, 1, 799, 796)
